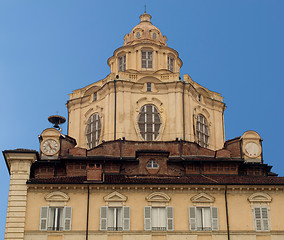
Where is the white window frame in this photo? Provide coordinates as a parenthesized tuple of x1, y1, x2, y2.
(86, 113, 101, 148)
(168, 56, 174, 72)
(196, 114, 209, 148)
(254, 207, 270, 231)
(40, 206, 72, 231)
(118, 55, 126, 72)
(189, 206, 218, 231)
(100, 206, 130, 231)
(144, 206, 174, 231)
(142, 51, 153, 69)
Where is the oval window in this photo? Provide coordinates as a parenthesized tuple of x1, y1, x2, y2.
(138, 104, 161, 141)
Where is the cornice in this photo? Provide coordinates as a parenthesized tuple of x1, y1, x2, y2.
(27, 184, 284, 193)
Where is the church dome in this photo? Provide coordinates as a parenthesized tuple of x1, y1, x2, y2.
(123, 13, 167, 46)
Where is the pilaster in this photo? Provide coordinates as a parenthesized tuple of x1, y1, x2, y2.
(3, 150, 37, 240)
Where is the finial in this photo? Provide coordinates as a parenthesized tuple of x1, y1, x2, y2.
(144, 4, 147, 13)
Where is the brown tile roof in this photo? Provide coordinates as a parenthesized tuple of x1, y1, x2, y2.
(28, 174, 284, 185)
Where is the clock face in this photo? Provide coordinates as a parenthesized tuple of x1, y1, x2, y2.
(244, 142, 260, 158)
(41, 139, 60, 156)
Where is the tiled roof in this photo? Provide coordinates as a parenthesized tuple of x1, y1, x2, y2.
(28, 174, 284, 185)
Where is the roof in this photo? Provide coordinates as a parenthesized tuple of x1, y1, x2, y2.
(28, 174, 284, 185)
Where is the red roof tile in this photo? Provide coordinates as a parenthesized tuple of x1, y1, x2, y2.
(28, 174, 284, 185)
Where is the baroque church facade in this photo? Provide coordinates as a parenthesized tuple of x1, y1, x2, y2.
(3, 13, 284, 240)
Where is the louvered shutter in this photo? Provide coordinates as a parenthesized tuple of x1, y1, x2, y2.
(40, 206, 49, 231)
(261, 207, 269, 231)
(189, 207, 197, 231)
(254, 207, 262, 231)
(123, 206, 130, 231)
(144, 206, 152, 231)
(166, 206, 174, 231)
(63, 207, 72, 231)
(211, 207, 219, 231)
(100, 207, 108, 231)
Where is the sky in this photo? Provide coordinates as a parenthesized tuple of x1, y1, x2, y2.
(0, 0, 284, 237)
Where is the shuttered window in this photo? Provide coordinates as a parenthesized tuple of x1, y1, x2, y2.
(144, 206, 174, 231)
(138, 104, 161, 141)
(86, 113, 101, 149)
(100, 206, 130, 231)
(189, 207, 218, 231)
(196, 114, 209, 148)
(142, 51, 153, 68)
(254, 207, 270, 231)
(119, 55, 126, 72)
(40, 206, 72, 231)
(168, 56, 174, 72)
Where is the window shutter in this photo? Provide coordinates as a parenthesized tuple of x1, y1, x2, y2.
(211, 207, 219, 231)
(39, 206, 49, 231)
(144, 206, 152, 231)
(189, 207, 197, 231)
(254, 207, 262, 231)
(166, 206, 174, 231)
(100, 207, 108, 231)
(63, 206, 72, 231)
(261, 207, 269, 231)
(123, 206, 130, 231)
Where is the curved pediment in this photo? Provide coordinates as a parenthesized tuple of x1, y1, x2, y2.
(248, 192, 272, 203)
(45, 191, 70, 202)
(146, 192, 171, 203)
(191, 193, 215, 203)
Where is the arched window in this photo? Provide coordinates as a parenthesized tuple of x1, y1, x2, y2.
(86, 113, 101, 148)
(196, 114, 209, 148)
(138, 104, 161, 141)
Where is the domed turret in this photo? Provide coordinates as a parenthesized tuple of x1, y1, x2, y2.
(123, 13, 167, 46)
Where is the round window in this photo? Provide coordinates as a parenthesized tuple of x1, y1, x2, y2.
(147, 160, 159, 169)
(86, 113, 101, 148)
(136, 32, 141, 38)
(138, 104, 161, 141)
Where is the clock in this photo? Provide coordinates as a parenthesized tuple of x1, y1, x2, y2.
(244, 142, 260, 158)
(41, 139, 60, 156)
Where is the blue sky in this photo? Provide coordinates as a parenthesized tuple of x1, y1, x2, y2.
(1, 0, 284, 237)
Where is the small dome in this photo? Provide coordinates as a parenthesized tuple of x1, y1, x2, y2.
(123, 13, 167, 46)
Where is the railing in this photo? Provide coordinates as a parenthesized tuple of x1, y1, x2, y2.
(152, 227, 166, 231)
(107, 227, 123, 231)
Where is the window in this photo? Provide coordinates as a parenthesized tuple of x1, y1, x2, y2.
(189, 207, 218, 231)
(142, 51, 153, 68)
(138, 104, 161, 141)
(254, 207, 270, 231)
(168, 56, 174, 72)
(196, 114, 209, 148)
(136, 32, 141, 38)
(100, 206, 130, 231)
(118, 55, 126, 72)
(40, 206, 72, 231)
(144, 206, 174, 231)
(147, 160, 159, 169)
(147, 82, 151, 92)
(94, 92, 97, 101)
(86, 113, 101, 148)
(152, 32, 157, 39)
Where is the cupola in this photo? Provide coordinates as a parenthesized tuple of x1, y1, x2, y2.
(123, 12, 167, 47)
